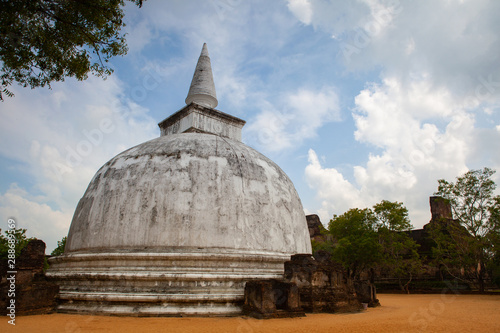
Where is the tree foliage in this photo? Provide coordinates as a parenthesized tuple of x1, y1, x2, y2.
(373, 200, 413, 232)
(373, 200, 421, 292)
(328, 208, 381, 279)
(0, 228, 35, 261)
(51, 236, 67, 256)
(435, 168, 500, 239)
(0, 0, 144, 100)
(326, 201, 421, 293)
(432, 167, 500, 292)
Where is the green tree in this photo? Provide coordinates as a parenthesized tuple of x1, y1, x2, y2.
(373, 200, 413, 232)
(373, 200, 421, 293)
(328, 208, 382, 305)
(432, 167, 500, 292)
(488, 196, 500, 287)
(311, 238, 334, 256)
(51, 236, 67, 256)
(0, 0, 144, 100)
(328, 208, 382, 280)
(0, 228, 35, 261)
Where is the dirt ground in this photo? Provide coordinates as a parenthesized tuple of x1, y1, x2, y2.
(3, 294, 500, 333)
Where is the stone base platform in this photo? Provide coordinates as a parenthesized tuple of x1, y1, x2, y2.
(46, 248, 290, 316)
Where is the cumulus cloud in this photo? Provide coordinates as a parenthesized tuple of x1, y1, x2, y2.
(305, 149, 365, 222)
(245, 87, 340, 152)
(0, 76, 158, 251)
(305, 75, 499, 227)
(0, 186, 73, 250)
(303, 0, 500, 100)
(287, 0, 313, 25)
(299, 0, 500, 226)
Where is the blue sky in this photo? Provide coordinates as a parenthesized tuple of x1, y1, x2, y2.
(1, 0, 499, 252)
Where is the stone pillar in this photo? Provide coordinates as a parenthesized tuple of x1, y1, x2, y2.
(306, 215, 328, 243)
(430, 196, 453, 221)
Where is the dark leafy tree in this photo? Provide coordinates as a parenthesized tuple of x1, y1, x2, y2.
(311, 238, 334, 256)
(328, 208, 382, 305)
(488, 196, 500, 287)
(432, 168, 500, 292)
(0, 0, 144, 100)
(0, 228, 35, 261)
(373, 200, 421, 293)
(51, 236, 67, 256)
(328, 208, 381, 280)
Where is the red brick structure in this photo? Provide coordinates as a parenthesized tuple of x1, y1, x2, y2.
(0, 240, 59, 315)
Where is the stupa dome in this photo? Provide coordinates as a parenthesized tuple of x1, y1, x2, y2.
(47, 44, 311, 316)
(65, 132, 310, 254)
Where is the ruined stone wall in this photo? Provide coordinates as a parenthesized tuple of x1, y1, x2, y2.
(306, 214, 328, 243)
(284, 254, 362, 313)
(243, 279, 304, 318)
(242, 252, 364, 318)
(0, 240, 59, 316)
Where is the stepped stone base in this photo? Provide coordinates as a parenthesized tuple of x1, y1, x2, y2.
(46, 249, 289, 316)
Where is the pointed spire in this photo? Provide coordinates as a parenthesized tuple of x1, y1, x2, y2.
(185, 43, 218, 108)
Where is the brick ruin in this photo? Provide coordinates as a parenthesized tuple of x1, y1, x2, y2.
(306, 214, 328, 243)
(243, 198, 473, 318)
(0, 240, 59, 315)
(242, 214, 382, 319)
(243, 253, 364, 318)
(376, 196, 478, 292)
(409, 196, 455, 257)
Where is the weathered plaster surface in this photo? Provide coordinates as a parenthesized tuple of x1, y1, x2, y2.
(158, 103, 245, 141)
(65, 133, 311, 255)
(185, 43, 218, 108)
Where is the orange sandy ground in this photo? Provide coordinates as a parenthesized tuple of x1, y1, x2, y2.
(3, 294, 500, 333)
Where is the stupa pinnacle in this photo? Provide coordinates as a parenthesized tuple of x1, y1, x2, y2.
(185, 43, 218, 108)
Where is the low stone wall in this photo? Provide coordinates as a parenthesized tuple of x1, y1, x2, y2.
(0, 240, 59, 316)
(243, 254, 363, 318)
(285, 254, 363, 313)
(243, 279, 305, 318)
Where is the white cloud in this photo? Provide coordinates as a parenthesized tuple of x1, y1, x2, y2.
(123, 18, 155, 54)
(308, 0, 500, 102)
(245, 87, 340, 152)
(331, 0, 500, 225)
(0, 186, 73, 252)
(305, 149, 365, 222)
(287, 0, 313, 25)
(353, 77, 475, 176)
(304, 73, 500, 228)
(352, 76, 465, 149)
(0, 75, 158, 252)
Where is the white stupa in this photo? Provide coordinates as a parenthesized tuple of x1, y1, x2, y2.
(47, 43, 312, 316)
